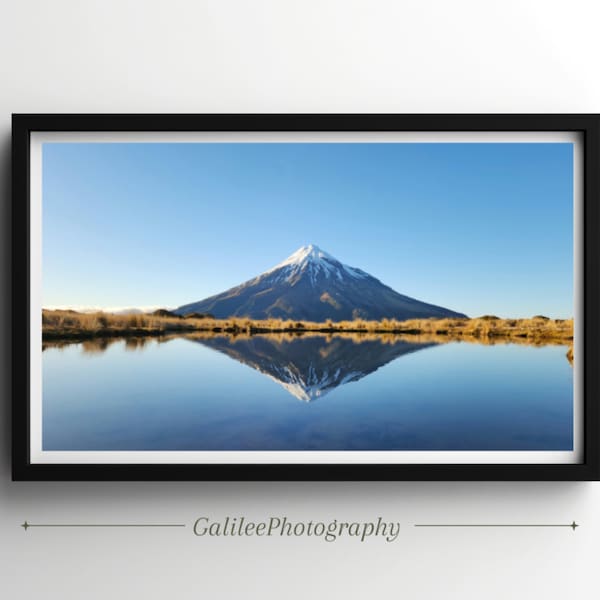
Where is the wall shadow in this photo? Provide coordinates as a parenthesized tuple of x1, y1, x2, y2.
(0, 131, 11, 480)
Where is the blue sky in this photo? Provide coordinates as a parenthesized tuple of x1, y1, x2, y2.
(42, 142, 574, 318)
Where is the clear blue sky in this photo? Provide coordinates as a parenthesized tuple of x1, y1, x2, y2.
(42, 142, 574, 318)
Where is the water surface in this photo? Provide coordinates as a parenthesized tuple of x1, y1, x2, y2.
(42, 334, 573, 451)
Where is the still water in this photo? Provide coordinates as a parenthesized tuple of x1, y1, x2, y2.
(42, 334, 573, 451)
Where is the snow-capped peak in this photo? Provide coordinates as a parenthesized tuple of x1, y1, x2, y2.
(261, 244, 369, 285)
(276, 244, 335, 268)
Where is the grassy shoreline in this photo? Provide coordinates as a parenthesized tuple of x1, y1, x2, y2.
(42, 309, 573, 344)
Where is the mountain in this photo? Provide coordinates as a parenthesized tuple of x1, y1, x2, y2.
(189, 334, 437, 402)
(175, 244, 466, 321)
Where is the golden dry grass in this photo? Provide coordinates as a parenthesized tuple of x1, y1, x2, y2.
(42, 309, 196, 337)
(42, 309, 573, 344)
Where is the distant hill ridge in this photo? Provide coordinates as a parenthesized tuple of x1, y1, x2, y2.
(175, 244, 467, 322)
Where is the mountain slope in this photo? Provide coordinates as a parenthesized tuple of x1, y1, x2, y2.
(175, 244, 466, 321)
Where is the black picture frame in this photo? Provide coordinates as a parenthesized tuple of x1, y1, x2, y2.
(12, 113, 600, 481)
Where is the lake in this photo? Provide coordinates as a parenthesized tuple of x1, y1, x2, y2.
(42, 333, 574, 451)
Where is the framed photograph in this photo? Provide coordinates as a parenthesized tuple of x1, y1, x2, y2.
(12, 114, 600, 480)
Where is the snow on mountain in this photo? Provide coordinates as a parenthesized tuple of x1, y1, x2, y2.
(263, 244, 369, 285)
(175, 244, 467, 322)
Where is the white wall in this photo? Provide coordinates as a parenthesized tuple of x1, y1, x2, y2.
(1, 1, 598, 598)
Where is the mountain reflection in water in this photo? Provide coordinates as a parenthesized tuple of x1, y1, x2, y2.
(42, 329, 574, 404)
(188, 334, 436, 401)
(44, 332, 437, 402)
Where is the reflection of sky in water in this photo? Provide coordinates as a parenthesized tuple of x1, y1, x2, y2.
(42, 337, 573, 451)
